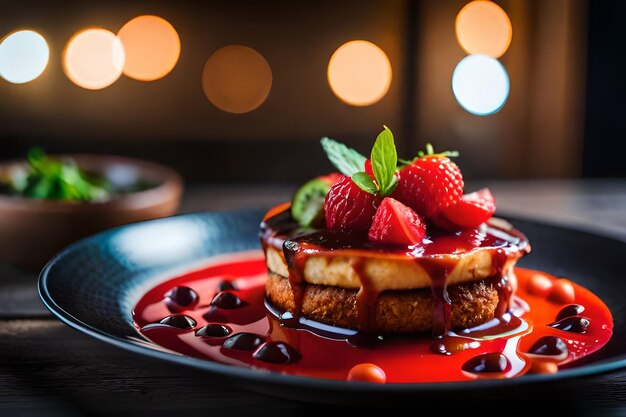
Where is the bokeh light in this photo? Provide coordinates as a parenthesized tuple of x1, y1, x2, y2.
(452, 54, 509, 116)
(201, 45, 272, 114)
(327, 40, 392, 106)
(0, 30, 49, 84)
(455, 0, 512, 58)
(118, 15, 180, 81)
(63, 28, 125, 90)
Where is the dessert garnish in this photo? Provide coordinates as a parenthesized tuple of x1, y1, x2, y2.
(133, 126, 613, 383)
(265, 126, 527, 349)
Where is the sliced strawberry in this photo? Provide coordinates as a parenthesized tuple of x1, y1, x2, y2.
(434, 188, 496, 230)
(368, 197, 426, 246)
(393, 155, 464, 219)
(325, 175, 381, 230)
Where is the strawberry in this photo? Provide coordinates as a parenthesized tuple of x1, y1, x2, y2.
(364, 159, 374, 177)
(324, 175, 381, 230)
(433, 188, 496, 230)
(393, 153, 464, 219)
(368, 197, 426, 245)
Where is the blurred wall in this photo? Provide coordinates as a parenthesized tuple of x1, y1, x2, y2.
(1, 0, 615, 183)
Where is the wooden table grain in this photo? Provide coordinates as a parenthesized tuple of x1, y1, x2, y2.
(1, 180, 625, 417)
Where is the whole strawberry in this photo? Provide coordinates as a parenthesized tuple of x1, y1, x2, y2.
(393, 145, 464, 218)
(324, 175, 381, 230)
(322, 126, 399, 231)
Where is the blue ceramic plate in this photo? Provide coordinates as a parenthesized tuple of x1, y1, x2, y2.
(39, 209, 626, 404)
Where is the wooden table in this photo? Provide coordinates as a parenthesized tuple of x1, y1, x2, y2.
(2, 180, 625, 416)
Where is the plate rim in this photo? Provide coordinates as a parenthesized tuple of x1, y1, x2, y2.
(38, 209, 626, 394)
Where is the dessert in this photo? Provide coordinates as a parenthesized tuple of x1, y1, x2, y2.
(133, 126, 613, 383)
(261, 127, 529, 347)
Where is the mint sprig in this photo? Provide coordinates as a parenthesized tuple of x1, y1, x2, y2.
(322, 126, 399, 197)
(370, 125, 397, 196)
(320, 137, 367, 177)
(351, 171, 377, 194)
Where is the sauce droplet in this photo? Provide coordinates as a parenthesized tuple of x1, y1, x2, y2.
(527, 273, 553, 297)
(548, 316, 590, 333)
(217, 280, 238, 292)
(158, 314, 196, 329)
(253, 342, 301, 364)
(528, 336, 568, 356)
(195, 324, 232, 338)
(222, 332, 265, 351)
(462, 353, 510, 374)
(164, 286, 199, 312)
(347, 363, 387, 383)
(556, 304, 585, 321)
(210, 291, 246, 309)
(548, 279, 575, 304)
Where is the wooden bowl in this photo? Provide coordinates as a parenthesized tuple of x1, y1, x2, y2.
(0, 154, 183, 271)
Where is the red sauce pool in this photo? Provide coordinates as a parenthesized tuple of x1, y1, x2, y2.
(132, 251, 613, 383)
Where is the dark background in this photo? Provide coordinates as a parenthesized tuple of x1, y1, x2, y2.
(583, 0, 626, 178)
(0, 0, 624, 184)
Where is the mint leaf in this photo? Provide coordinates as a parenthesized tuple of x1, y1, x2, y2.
(320, 137, 367, 177)
(351, 172, 378, 194)
(370, 126, 398, 196)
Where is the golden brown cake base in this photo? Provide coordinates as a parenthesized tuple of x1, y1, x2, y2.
(265, 273, 499, 333)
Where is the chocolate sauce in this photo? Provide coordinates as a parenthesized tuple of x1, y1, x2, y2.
(548, 316, 590, 333)
(210, 291, 246, 309)
(142, 314, 196, 330)
(253, 341, 301, 364)
(282, 240, 307, 316)
(463, 353, 511, 374)
(491, 249, 515, 317)
(222, 333, 265, 351)
(352, 258, 379, 332)
(195, 324, 232, 338)
(164, 286, 199, 312)
(528, 336, 568, 356)
(556, 304, 585, 321)
(419, 258, 454, 346)
(217, 280, 238, 292)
